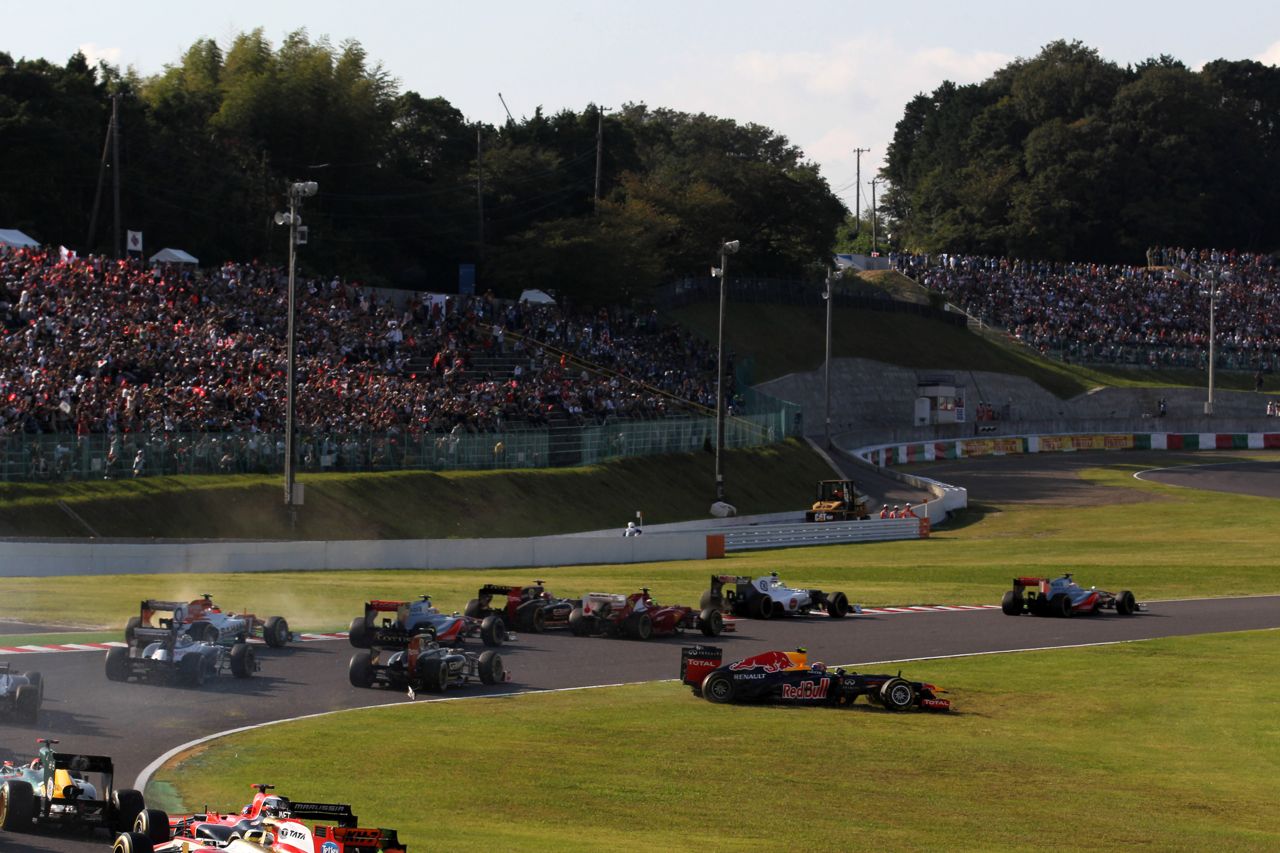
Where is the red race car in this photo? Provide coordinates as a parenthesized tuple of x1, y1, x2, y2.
(122, 784, 405, 853)
(568, 589, 733, 640)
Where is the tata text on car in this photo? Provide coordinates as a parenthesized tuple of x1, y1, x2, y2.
(680, 646, 950, 712)
(348, 595, 512, 650)
(702, 573, 857, 619)
(106, 613, 258, 687)
(568, 589, 732, 639)
(347, 634, 508, 694)
(0, 662, 42, 724)
(0, 738, 147, 835)
(125, 596, 291, 648)
(1001, 574, 1141, 617)
(114, 792, 407, 853)
(463, 581, 578, 633)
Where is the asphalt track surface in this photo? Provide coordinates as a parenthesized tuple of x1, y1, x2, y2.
(4, 453, 1279, 853)
(1135, 458, 1280, 498)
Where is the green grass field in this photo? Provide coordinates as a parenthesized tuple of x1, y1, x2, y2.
(2, 457, 1276, 635)
(148, 629, 1280, 852)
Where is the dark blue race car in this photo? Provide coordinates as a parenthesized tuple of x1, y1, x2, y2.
(680, 646, 950, 712)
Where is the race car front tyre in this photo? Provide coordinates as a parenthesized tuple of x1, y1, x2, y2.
(264, 616, 289, 648)
(111, 789, 145, 833)
(229, 643, 255, 678)
(348, 616, 373, 649)
(134, 808, 171, 844)
(478, 650, 504, 684)
(348, 653, 375, 688)
(879, 678, 916, 712)
(1116, 590, 1137, 616)
(1001, 590, 1024, 616)
(698, 608, 724, 637)
(105, 646, 130, 682)
(113, 831, 155, 853)
(180, 653, 207, 687)
(702, 672, 734, 704)
(1, 779, 35, 831)
(22, 670, 43, 701)
(569, 607, 591, 636)
(480, 615, 506, 647)
(14, 684, 39, 724)
(125, 615, 142, 644)
(1051, 594, 1072, 618)
(826, 591, 850, 618)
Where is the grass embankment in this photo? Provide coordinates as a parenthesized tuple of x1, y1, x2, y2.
(0, 440, 832, 540)
(2, 458, 1277, 633)
(150, 630, 1280, 852)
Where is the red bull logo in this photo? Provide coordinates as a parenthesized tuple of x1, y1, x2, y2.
(729, 650, 801, 673)
(781, 678, 831, 699)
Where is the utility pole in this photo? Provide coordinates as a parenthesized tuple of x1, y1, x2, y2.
(852, 147, 869, 234)
(870, 177, 880, 254)
(86, 96, 116, 253)
(111, 94, 121, 259)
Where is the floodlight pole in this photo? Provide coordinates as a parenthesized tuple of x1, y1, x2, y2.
(278, 181, 318, 531)
(714, 238, 739, 503)
(824, 271, 834, 449)
(1206, 275, 1217, 416)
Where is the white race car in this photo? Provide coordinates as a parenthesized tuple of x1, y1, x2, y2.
(125, 596, 291, 648)
(703, 572, 858, 619)
(106, 621, 257, 687)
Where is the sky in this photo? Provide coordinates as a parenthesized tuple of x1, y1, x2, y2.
(6, 1, 1280, 214)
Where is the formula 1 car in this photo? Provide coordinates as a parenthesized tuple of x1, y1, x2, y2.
(680, 646, 950, 711)
(0, 738, 146, 834)
(105, 618, 258, 686)
(1001, 574, 1141, 617)
(463, 581, 578, 633)
(347, 635, 508, 693)
(702, 573, 857, 619)
(125, 596, 291, 648)
(568, 589, 732, 639)
(0, 662, 42, 724)
(348, 595, 513, 649)
(114, 794, 406, 853)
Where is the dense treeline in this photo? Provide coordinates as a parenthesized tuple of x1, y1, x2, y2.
(882, 41, 1280, 262)
(0, 29, 845, 299)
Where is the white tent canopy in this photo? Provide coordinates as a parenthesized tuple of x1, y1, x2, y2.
(149, 247, 199, 266)
(519, 288, 556, 305)
(0, 229, 40, 250)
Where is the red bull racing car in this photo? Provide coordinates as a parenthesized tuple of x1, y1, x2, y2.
(463, 581, 578, 633)
(1001, 574, 1141, 617)
(680, 646, 950, 712)
(568, 589, 732, 639)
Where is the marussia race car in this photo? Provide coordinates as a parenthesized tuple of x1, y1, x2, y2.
(680, 646, 950, 712)
(702, 572, 857, 619)
(0, 738, 146, 835)
(0, 661, 43, 724)
(1001, 574, 1141, 617)
(348, 634, 509, 693)
(105, 618, 258, 687)
(463, 581, 578, 633)
(127, 783, 406, 853)
(348, 596, 513, 650)
(568, 589, 732, 639)
(125, 596, 291, 648)
(114, 790, 406, 853)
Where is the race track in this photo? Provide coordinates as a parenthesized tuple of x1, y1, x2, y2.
(4, 450, 1279, 853)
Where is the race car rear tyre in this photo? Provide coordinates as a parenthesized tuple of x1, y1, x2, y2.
(478, 650, 504, 685)
(348, 616, 373, 649)
(879, 678, 916, 712)
(230, 643, 255, 678)
(569, 607, 591, 636)
(134, 808, 171, 844)
(105, 646, 131, 682)
(348, 653, 375, 688)
(702, 672, 734, 704)
(1051, 594, 1072, 618)
(264, 616, 289, 648)
(627, 612, 653, 641)
(125, 615, 142, 644)
(15, 684, 39, 724)
(112, 831, 155, 853)
(464, 598, 484, 619)
(111, 789, 146, 833)
(1, 779, 35, 831)
(698, 608, 724, 637)
(827, 591, 850, 618)
(1001, 590, 1024, 616)
(1116, 590, 1137, 616)
(420, 657, 449, 693)
(188, 621, 219, 643)
(754, 596, 774, 620)
(480, 614, 506, 647)
(22, 670, 43, 701)
(180, 652, 207, 687)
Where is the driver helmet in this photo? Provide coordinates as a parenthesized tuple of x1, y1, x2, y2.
(177, 632, 195, 647)
(260, 797, 284, 818)
(812, 662, 827, 673)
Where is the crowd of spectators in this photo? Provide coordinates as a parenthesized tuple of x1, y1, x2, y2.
(893, 248, 1280, 371)
(0, 248, 729, 445)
